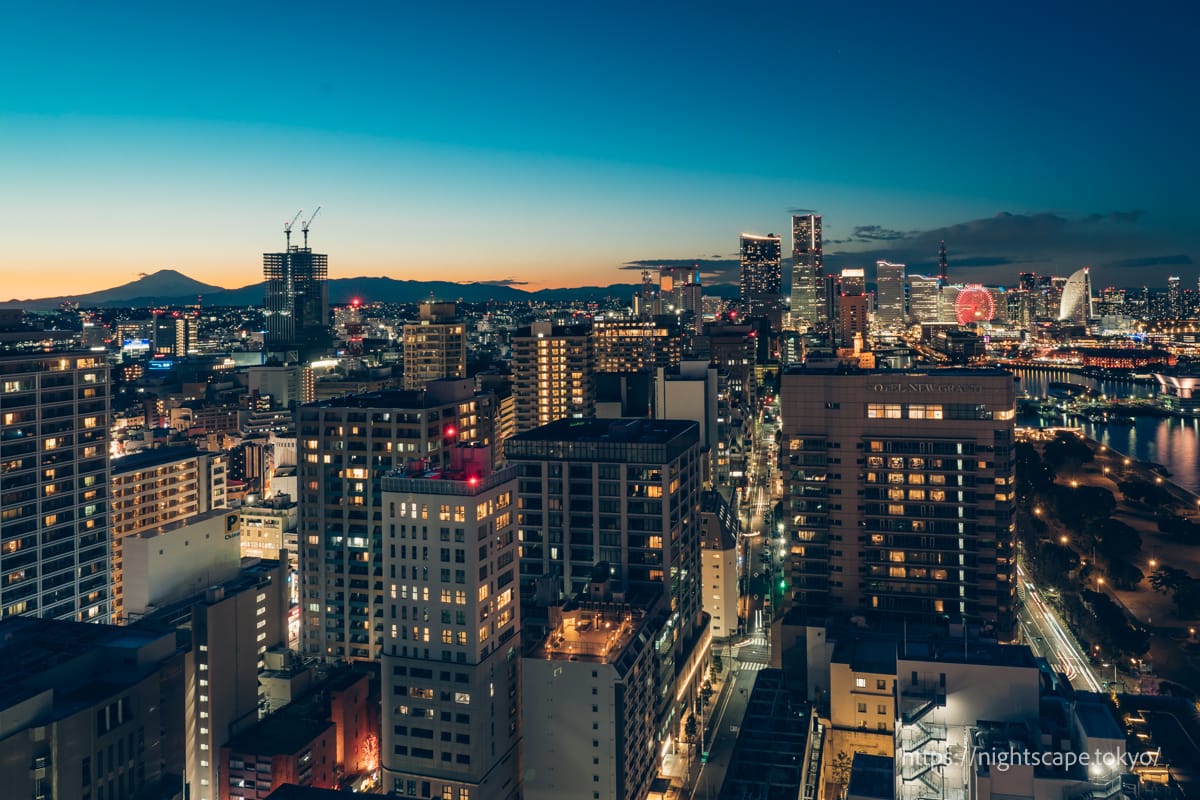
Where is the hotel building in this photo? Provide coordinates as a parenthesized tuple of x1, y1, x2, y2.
(779, 368, 1017, 637)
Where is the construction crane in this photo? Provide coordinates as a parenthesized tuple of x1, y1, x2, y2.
(302, 206, 321, 248)
(284, 210, 303, 248)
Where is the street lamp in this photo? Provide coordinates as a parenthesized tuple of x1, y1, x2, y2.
(1060, 535, 1069, 545)
(1070, 480, 1079, 489)
(1149, 559, 1158, 570)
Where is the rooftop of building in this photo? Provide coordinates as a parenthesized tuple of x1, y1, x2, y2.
(846, 753, 894, 800)
(0, 617, 180, 721)
(784, 364, 1013, 378)
(719, 668, 810, 800)
(111, 445, 203, 474)
(138, 557, 282, 629)
(303, 378, 477, 411)
(131, 506, 235, 540)
(507, 417, 698, 448)
(382, 464, 516, 497)
(899, 640, 1037, 669)
(832, 634, 898, 676)
(535, 601, 647, 665)
(511, 322, 591, 338)
(226, 709, 333, 756)
(1073, 699, 1125, 740)
(265, 785, 359, 799)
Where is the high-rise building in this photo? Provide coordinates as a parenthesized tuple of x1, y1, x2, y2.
(700, 490, 739, 639)
(779, 367, 1017, 638)
(0, 351, 110, 622)
(142, 558, 289, 800)
(298, 381, 489, 662)
(739, 232, 783, 321)
(403, 302, 467, 390)
(0, 617, 187, 800)
(874, 261, 906, 328)
(1057, 267, 1094, 324)
(504, 418, 706, 640)
(521, 576, 663, 800)
(1168, 275, 1182, 318)
(263, 232, 330, 357)
(153, 310, 199, 357)
(906, 275, 942, 324)
(510, 322, 594, 433)
(110, 447, 228, 622)
(592, 316, 682, 373)
(838, 294, 869, 349)
(790, 214, 824, 329)
(841, 267, 866, 297)
(507, 419, 711, 794)
(380, 452, 521, 800)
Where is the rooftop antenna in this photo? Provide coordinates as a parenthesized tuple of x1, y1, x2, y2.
(284, 210, 303, 249)
(937, 240, 948, 287)
(302, 206, 321, 248)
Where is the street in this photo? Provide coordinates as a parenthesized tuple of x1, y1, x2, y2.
(1017, 564, 1106, 692)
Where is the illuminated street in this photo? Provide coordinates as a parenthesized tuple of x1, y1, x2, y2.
(1017, 564, 1105, 692)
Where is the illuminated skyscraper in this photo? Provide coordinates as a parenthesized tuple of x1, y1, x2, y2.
(511, 322, 594, 432)
(1168, 275, 1182, 318)
(790, 214, 824, 328)
(875, 261, 906, 328)
(0, 352, 111, 622)
(739, 232, 783, 321)
(1057, 267, 1094, 324)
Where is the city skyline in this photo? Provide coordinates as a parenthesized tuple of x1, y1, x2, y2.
(2, 2, 1197, 298)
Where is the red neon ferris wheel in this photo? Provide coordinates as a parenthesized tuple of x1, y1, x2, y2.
(954, 285, 995, 325)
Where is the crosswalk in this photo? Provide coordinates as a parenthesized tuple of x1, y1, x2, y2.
(733, 627, 770, 672)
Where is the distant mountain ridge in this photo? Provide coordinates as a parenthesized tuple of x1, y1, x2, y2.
(0, 269, 737, 309)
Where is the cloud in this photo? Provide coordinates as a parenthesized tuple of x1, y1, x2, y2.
(620, 257, 741, 284)
(1105, 254, 1193, 269)
(475, 278, 529, 286)
(849, 224, 916, 242)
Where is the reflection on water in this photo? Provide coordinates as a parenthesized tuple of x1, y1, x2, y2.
(1008, 367, 1200, 495)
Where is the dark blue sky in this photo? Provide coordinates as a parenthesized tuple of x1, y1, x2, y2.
(2, 0, 1196, 294)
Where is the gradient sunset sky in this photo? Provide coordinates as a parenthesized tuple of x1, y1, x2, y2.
(2, 1, 1197, 299)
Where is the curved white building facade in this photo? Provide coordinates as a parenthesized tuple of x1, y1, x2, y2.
(1058, 267, 1093, 323)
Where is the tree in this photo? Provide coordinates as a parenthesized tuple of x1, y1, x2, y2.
(1016, 441, 1055, 498)
(1150, 566, 1190, 595)
(684, 714, 700, 746)
(1105, 557, 1145, 591)
(1032, 541, 1078, 587)
(830, 751, 853, 788)
(1052, 485, 1116, 529)
(1094, 519, 1142, 562)
(712, 653, 724, 676)
(1043, 431, 1094, 471)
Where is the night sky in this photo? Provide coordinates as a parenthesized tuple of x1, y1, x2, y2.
(2, 0, 1196, 297)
